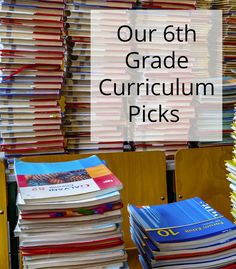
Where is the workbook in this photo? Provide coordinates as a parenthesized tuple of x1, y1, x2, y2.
(129, 197, 236, 244)
(129, 197, 236, 268)
(15, 155, 122, 202)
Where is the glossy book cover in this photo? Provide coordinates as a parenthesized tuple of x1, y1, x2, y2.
(15, 155, 122, 200)
(128, 197, 236, 243)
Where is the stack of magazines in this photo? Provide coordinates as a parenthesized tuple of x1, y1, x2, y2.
(128, 197, 236, 268)
(14, 155, 128, 269)
(0, 0, 65, 158)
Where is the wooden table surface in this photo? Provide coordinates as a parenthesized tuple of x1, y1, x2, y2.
(127, 249, 142, 269)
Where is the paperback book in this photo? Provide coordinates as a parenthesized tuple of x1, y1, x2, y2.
(129, 197, 236, 268)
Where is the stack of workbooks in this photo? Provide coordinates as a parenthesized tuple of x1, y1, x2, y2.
(212, 0, 236, 77)
(226, 128, 236, 222)
(140, 0, 196, 9)
(134, 1, 195, 157)
(217, 77, 235, 145)
(63, 0, 135, 154)
(15, 155, 128, 269)
(129, 197, 236, 268)
(0, 0, 65, 157)
(196, 0, 212, 9)
(199, 77, 236, 147)
(223, 6, 236, 77)
(197, 0, 236, 148)
(134, 142, 188, 159)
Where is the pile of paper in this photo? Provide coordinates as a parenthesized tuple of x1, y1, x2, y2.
(129, 197, 236, 268)
(15, 155, 128, 269)
(0, 0, 65, 158)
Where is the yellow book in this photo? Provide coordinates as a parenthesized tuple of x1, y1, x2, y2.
(0, 160, 9, 269)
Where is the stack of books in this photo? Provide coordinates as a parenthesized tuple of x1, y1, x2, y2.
(199, 77, 235, 148)
(222, 2, 236, 146)
(15, 155, 128, 268)
(198, 0, 236, 147)
(0, 0, 65, 158)
(140, 0, 196, 9)
(196, 0, 213, 9)
(134, 142, 188, 159)
(63, 0, 135, 154)
(134, 1, 195, 157)
(129, 197, 236, 268)
(226, 132, 236, 222)
(212, 0, 236, 77)
(219, 78, 235, 146)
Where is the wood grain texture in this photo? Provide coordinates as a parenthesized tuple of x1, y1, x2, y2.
(20, 151, 168, 249)
(127, 249, 142, 269)
(175, 146, 233, 220)
(0, 160, 9, 269)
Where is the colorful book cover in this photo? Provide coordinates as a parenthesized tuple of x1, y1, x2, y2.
(15, 155, 122, 200)
(128, 197, 236, 244)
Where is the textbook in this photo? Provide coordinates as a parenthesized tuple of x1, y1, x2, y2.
(129, 197, 236, 244)
(129, 197, 236, 268)
(15, 155, 122, 202)
(15, 156, 128, 268)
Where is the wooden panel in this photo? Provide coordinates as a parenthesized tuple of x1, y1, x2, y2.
(0, 160, 9, 269)
(20, 151, 167, 249)
(175, 146, 232, 220)
(127, 249, 142, 268)
(20, 252, 23, 269)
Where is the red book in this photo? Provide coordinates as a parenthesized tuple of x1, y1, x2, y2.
(21, 238, 124, 256)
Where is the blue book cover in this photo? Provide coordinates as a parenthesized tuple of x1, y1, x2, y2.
(128, 197, 236, 243)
